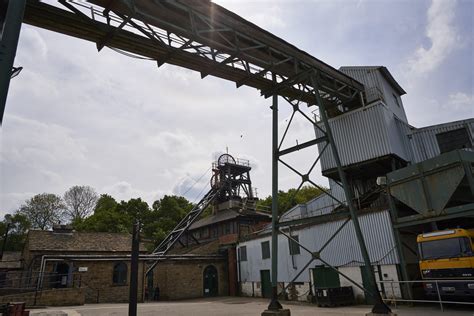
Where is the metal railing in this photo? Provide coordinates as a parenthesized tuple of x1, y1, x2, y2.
(364, 86, 385, 104)
(377, 279, 474, 312)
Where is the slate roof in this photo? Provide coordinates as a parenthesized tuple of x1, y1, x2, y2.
(189, 209, 271, 230)
(26, 230, 147, 253)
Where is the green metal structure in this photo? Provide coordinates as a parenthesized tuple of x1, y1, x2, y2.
(387, 149, 474, 300)
(388, 149, 474, 229)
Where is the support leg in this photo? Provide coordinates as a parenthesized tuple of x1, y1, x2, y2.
(0, 0, 26, 124)
(268, 74, 283, 311)
(311, 74, 391, 315)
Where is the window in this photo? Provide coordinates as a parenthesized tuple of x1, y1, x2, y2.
(211, 226, 218, 238)
(436, 128, 472, 154)
(392, 93, 401, 107)
(113, 262, 128, 285)
(225, 222, 232, 234)
(261, 241, 270, 259)
(201, 227, 209, 238)
(418, 237, 472, 260)
(288, 235, 300, 255)
(239, 246, 247, 261)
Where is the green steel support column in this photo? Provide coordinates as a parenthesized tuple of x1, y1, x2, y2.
(0, 0, 26, 124)
(311, 74, 391, 314)
(268, 74, 283, 311)
(462, 161, 474, 196)
(128, 221, 140, 316)
(386, 180, 413, 301)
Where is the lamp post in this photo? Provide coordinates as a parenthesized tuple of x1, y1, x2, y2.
(0, 221, 11, 260)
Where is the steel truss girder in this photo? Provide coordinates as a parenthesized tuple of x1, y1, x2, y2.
(23, 0, 363, 110)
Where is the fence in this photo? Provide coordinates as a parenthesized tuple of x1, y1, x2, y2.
(378, 279, 474, 312)
(0, 271, 103, 305)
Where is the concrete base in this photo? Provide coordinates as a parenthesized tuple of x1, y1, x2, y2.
(366, 313, 397, 316)
(261, 309, 291, 316)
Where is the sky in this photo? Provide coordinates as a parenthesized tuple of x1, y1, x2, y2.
(1, 0, 473, 218)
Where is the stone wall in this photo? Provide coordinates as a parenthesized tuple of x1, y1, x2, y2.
(285, 282, 310, 302)
(72, 260, 145, 304)
(29, 260, 145, 304)
(152, 259, 228, 300)
(0, 288, 84, 306)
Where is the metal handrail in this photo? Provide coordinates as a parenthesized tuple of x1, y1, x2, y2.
(365, 86, 385, 104)
(377, 279, 474, 312)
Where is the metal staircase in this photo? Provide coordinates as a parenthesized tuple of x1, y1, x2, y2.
(146, 186, 223, 274)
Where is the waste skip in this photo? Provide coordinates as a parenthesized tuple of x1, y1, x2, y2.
(314, 286, 355, 307)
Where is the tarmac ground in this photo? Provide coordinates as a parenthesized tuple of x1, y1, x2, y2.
(28, 296, 474, 316)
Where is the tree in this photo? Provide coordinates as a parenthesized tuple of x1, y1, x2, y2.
(94, 194, 118, 214)
(144, 195, 194, 247)
(73, 194, 128, 233)
(74, 196, 152, 235)
(116, 198, 151, 225)
(0, 213, 31, 251)
(73, 194, 194, 252)
(18, 193, 65, 230)
(257, 185, 325, 215)
(63, 185, 99, 222)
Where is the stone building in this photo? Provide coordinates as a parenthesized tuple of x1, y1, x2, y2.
(0, 251, 23, 290)
(20, 225, 147, 304)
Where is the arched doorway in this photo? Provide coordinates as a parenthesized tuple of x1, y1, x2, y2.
(54, 262, 69, 288)
(203, 265, 218, 297)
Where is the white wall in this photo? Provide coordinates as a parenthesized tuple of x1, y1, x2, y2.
(240, 264, 401, 302)
(240, 281, 254, 297)
(377, 71, 408, 122)
(238, 210, 399, 285)
(339, 266, 365, 302)
(380, 265, 402, 299)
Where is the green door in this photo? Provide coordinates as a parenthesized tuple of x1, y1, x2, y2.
(360, 266, 375, 304)
(260, 270, 272, 298)
(312, 266, 340, 289)
(203, 265, 218, 297)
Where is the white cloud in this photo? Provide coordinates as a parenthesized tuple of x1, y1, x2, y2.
(213, 0, 286, 29)
(445, 92, 474, 112)
(16, 28, 48, 62)
(407, 0, 459, 76)
(101, 181, 167, 205)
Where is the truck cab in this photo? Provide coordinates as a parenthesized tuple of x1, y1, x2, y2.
(417, 229, 474, 299)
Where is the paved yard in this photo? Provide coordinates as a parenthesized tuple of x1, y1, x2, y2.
(29, 297, 473, 316)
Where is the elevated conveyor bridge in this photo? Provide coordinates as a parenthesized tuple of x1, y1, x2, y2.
(22, 0, 364, 113)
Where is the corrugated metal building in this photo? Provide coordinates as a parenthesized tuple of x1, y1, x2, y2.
(316, 102, 411, 174)
(238, 210, 404, 302)
(236, 65, 473, 304)
(339, 66, 408, 122)
(280, 187, 345, 222)
(317, 66, 473, 186)
(407, 119, 474, 163)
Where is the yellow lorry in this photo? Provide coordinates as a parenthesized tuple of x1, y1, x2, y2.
(417, 228, 474, 299)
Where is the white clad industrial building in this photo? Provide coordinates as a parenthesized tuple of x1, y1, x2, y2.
(236, 65, 473, 303)
(237, 209, 404, 302)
